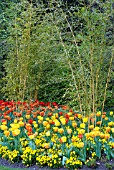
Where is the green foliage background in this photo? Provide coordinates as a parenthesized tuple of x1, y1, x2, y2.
(0, 0, 113, 112)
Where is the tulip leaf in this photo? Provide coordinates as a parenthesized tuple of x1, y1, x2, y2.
(95, 137, 102, 158)
(62, 156, 67, 166)
(0, 141, 7, 146)
(67, 146, 74, 158)
(29, 140, 36, 150)
(111, 150, 114, 158)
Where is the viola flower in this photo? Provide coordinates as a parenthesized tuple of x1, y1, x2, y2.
(43, 143, 50, 149)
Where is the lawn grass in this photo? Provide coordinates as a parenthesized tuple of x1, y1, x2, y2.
(0, 165, 27, 170)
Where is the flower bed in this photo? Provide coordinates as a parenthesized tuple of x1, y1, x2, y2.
(0, 100, 114, 169)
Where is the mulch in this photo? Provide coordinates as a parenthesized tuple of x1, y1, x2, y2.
(0, 158, 114, 170)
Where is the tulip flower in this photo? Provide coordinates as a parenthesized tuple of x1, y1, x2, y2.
(4, 130, 10, 137)
(60, 136, 67, 143)
(12, 129, 20, 136)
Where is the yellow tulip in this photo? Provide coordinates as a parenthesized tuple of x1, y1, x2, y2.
(58, 128, 64, 134)
(106, 127, 111, 132)
(69, 116, 74, 121)
(4, 130, 10, 137)
(46, 123, 50, 130)
(54, 120, 60, 126)
(77, 142, 84, 148)
(100, 133, 105, 139)
(10, 123, 20, 129)
(60, 136, 67, 143)
(29, 134, 35, 140)
(34, 124, 38, 128)
(105, 117, 108, 121)
(48, 119, 52, 124)
(67, 128, 72, 134)
(43, 121, 48, 126)
(78, 129, 85, 134)
(94, 130, 100, 137)
(46, 131, 50, 136)
(105, 133, 110, 139)
(60, 118, 66, 125)
(85, 133, 90, 139)
(33, 121, 36, 124)
(44, 117, 49, 121)
(14, 119, 18, 123)
(68, 112, 72, 116)
(89, 125, 94, 130)
(0, 125, 8, 131)
(80, 123, 85, 129)
(12, 129, 20, 136)
(19, 121, 24, 127)
(108, 122, 114, 127)
(83, 117, 88, 123)
(53, 127, 58, 132)
(111, 128, 114, 133)
(96, 111, 101, 117)
(110, 111, 113, 116)
(26, 114, 30, 119)
(72, 121, 77, 128)
(19, 117, 23, 121)
(78, 114, 82, 119)
(94, 127, 99, 131)
(37, 116, 43, 121)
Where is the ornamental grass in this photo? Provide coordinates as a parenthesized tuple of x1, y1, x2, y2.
(0, 100, 114, 169)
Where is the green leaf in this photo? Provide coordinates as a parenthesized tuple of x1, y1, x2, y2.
(111, 150, 114, 158)
(62, 156, 67, 166)
(28, 141, 36, 150)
